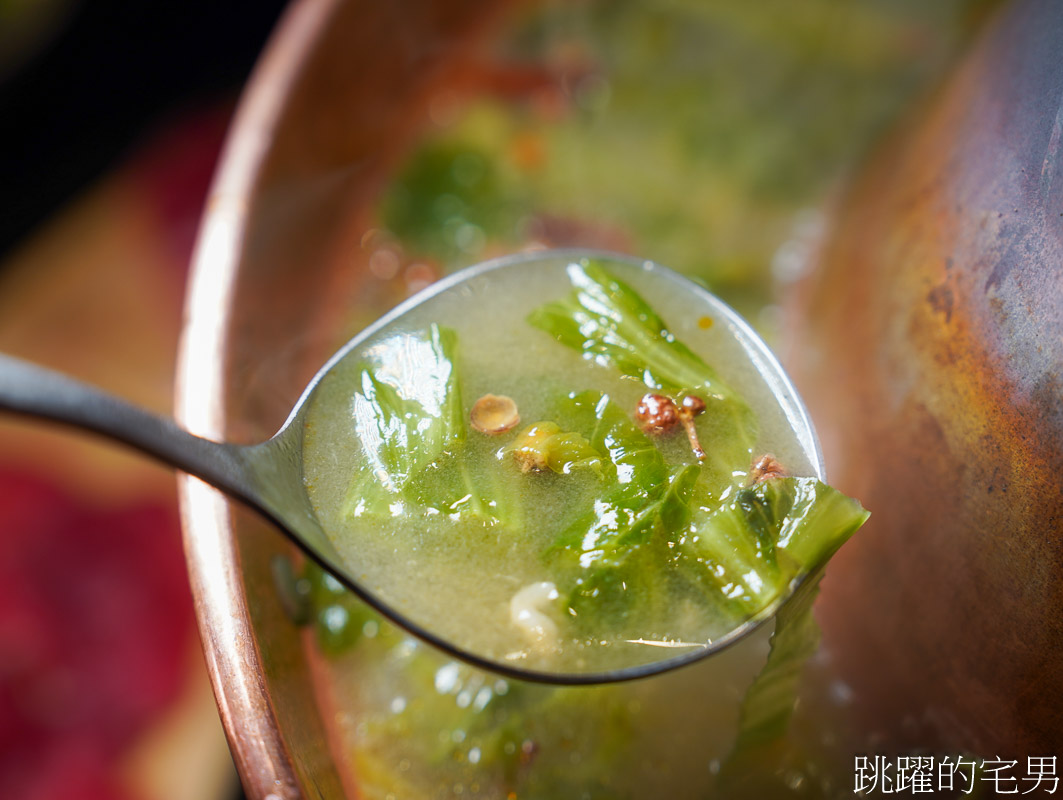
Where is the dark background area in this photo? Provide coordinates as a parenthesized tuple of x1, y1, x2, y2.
(0, 0, 289, 262)
(0, 4, 288, 798)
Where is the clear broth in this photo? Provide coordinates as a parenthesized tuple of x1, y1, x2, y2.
(301, 256, 815, 674)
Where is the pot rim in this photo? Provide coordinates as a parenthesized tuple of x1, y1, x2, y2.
(174, 0, 340, 797)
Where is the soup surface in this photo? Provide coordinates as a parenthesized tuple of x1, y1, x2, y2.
(302, 255, 861, 674)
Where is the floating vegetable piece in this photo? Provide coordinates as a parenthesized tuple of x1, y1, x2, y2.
(680, 477, 869, 617)
(509, 421, 602, 475)
(545, 392, 701, 627)
(561, 464, 702, 628)
(528, 259, 755, 485)
(527, 260, 748, 403)
(340, 323, 464, 517)
(510, 423, 555, 473)
(337, 324, 519, 526)
(471, 393, 520, 434)
(562, 391, 669, 508)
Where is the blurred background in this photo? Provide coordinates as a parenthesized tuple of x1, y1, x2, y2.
(0, 1, 999, 798)
(0, 3, 284, 799)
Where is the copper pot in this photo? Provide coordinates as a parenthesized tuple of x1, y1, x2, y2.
(791, 0, 1063, 756)
(174, 0, 1024, 794)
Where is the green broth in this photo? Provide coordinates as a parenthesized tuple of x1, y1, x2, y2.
(301, 255, 817, 674)
(316, 595, 773, 800)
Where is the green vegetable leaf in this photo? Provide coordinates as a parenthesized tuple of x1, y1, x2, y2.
(540, 392, 703, 626)
(507, 421, 603, 475)
(731, 576, 822, 752)
(299, 560, 388, 657)
(681, 477, 869, 618)
(340, 324, 518, 526)
(773, 477, 872, 568)
(564, 463, 702, 629)
(528, 259, 739, 400)
(342, 323, 463, 506)
(562, 390, 668, 508)
(715, 575, 824, 794)
(701, 481, 867, 786)
(527, 259, 756, 487)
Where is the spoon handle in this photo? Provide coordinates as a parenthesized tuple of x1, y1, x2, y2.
(0, 352, 259, 503)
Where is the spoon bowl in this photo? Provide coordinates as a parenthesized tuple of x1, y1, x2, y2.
(0, 249, 822, 684)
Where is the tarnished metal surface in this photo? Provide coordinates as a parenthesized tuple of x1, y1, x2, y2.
(792, 0, 1063, 754)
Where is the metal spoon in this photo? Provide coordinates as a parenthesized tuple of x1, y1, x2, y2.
(0, 249, 822, 685)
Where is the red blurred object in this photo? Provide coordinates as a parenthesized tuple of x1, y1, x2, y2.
(130, 108, 230, 273)
(0, 469, 193, 799)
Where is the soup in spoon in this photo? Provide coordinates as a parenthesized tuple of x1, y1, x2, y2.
(301, 252, 866, 675)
